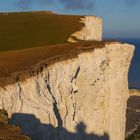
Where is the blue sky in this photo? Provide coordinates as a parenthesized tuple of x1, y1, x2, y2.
(0, 0, 140, 38)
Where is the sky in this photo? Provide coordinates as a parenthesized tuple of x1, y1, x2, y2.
(0, 0, 140, 39)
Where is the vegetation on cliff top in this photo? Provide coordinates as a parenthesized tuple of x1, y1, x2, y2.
(0, 11, 83, 51)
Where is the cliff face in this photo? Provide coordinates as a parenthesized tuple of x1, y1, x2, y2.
(0, 42, 134, 140)
(0, 12, 135, 140)
(68, 16, 102, 42)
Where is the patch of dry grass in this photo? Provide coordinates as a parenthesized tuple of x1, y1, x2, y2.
(0, 41, 104, 80)
(0, 11, 83, 51)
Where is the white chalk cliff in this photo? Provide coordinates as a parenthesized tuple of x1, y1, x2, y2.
(0, 14, 135, 140)
(68, 16, 102, 42)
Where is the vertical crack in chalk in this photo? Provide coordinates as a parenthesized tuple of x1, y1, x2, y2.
(17, 81, 23, 112)
(71, 66, 80, 82)
(71, 66, 80, 123)
(45, 71, 62, 140)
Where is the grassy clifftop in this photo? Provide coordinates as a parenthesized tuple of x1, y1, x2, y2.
(0, 41, 104, 80)
(0, 11, 83, 51)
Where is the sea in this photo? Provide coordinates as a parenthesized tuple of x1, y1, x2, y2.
(112, 38, 140, 89)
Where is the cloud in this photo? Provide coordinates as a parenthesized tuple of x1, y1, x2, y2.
(16, 0, 54, 10)
(59, 0, 94, 10)
(16, 0, 33, 10)
(16, 0, 94, 10)
(123, 0, 139, 5)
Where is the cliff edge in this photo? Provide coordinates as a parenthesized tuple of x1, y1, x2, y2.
(0, 12, 102, 51)
(0, 41, 134, 140)
(0, 12, 135, 140)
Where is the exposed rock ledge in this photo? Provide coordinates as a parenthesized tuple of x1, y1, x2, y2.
(0, 41, 134, 140)
(0, 109, 31, 140)
(126, 90, 140, 138)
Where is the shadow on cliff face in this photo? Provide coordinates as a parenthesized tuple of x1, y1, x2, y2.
(9, 113, 109, 140)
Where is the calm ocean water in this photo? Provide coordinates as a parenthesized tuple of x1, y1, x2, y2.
(115, 38, 140, 89)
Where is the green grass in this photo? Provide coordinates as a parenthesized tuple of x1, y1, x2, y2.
(0, 12, 83, 51)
